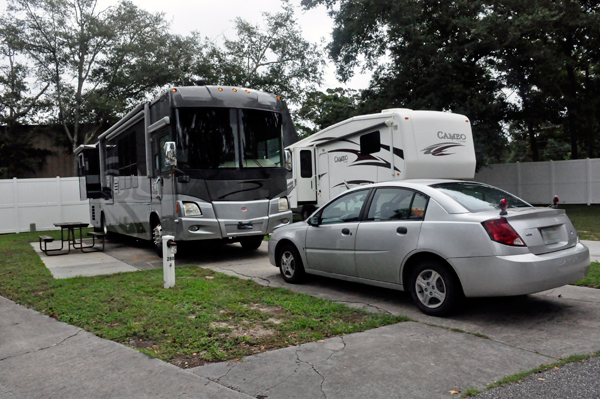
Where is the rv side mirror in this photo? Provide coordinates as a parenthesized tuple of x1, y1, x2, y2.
(164, 141, 177, 167)
(284, 149, 292, 171)
(308, 216, 320, 226)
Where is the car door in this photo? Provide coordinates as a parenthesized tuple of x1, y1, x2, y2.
(355, 188, 429, 284)
(305, 189, 370, 276)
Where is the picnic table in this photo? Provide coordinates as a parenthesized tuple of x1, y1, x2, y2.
(38, 222, 105, 256)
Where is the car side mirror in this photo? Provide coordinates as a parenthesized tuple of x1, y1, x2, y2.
(308, 216, 320, 226)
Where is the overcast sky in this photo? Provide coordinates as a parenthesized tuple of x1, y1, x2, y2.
(0, 0, 372, 90)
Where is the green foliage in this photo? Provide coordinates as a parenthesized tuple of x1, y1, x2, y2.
(302, 0, 600, 164)
(192, 2, 324, 105)
(296, 87, 363, 137)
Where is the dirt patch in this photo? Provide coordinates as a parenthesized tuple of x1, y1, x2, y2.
(128, 339, 155, 349)
(230, 325, 276, 339)
(249, 303, 286, 315)
(211, 321, 236, 329)
(172, 352, 215, 369)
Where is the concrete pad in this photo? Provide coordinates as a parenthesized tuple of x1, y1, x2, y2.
(30, 242, 139, 279)
(191, 322, 551, 399)
(0, 297, 251, 399)
(582, 239, 600, 262)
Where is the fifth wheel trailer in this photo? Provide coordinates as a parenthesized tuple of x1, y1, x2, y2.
(285, 108, 476, 219)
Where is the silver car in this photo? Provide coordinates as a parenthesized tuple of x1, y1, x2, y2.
(268, 180, 590, 316)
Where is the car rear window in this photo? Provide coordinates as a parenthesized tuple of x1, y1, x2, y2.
(430, 182, 531, 212)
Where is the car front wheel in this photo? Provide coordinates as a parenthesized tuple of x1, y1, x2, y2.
(410, 261, 461, 316)
(277, 244, 305, 283)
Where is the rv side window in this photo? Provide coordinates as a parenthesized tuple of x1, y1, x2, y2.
(360, 131, 380, 155)
(300, 150, 312, 178)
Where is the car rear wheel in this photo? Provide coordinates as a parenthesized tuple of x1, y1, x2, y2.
(410, 261, 460, 316)
(277, 244, 305, 283)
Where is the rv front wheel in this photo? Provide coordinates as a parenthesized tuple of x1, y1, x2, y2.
(152, 221, 163, 258)
(239, 235, 264, 250)
(301, 205, 316, 220)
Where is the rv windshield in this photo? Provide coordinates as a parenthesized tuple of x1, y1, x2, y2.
(175, 108, 282, 169)
(240, 109, 282, 168)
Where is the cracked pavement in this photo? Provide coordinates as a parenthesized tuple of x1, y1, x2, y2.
(3, 239, 600, 398)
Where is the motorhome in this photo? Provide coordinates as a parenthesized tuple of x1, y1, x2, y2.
(76, 85, 292, 256)
(285, 108, 476, 219)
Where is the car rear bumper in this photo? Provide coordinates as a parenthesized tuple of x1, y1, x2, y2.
(450, 243, 590, 297)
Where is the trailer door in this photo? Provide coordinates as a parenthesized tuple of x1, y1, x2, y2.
(294, 147, 317, 204)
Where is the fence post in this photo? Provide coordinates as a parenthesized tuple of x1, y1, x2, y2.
(587, 158, 592, 206)
(13, 177, 20, 233)
(57, 176, 63, 223)
(516, 162, 522, 198)
(550, 160, 555, 201)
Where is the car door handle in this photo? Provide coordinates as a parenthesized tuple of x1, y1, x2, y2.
(341, 228, 352, 235)
(396, 226, 408, 235)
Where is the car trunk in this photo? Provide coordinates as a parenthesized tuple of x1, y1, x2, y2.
(502, 208, 579, 255)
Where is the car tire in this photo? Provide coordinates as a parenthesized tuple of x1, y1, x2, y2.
(152, 220, 163, 258)
(277, 244, 306, 283)
(409, 260, 461, 316)
(240, 235, 264, 250)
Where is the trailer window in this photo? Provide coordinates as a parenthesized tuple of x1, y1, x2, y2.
(300, 150, 313, 178)
(360, 131, 380, 155)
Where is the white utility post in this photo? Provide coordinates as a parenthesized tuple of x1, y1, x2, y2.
(162, 235, 177, 288)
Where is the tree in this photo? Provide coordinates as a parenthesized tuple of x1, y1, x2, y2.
(301, 0, 509, 165)
(193, 2, 325, 105)
(0, 18, 51, 178)
(5, 0, 191, 163)
(296, 87, 363, 137)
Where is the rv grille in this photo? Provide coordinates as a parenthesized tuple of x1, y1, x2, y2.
(91, 206, 96, 221)
(114, 179, 119, 192)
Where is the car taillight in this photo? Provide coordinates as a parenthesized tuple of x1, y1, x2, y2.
(482, 218, 525, 246)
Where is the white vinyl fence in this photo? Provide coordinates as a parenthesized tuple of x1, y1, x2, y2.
(0, 177, 90, 234)
(474, 158, 600, 205)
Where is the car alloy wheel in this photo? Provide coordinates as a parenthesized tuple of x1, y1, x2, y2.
(410, 261, 460, 316)
(414, 269, 446, 309)
(278, 244, 305, 283)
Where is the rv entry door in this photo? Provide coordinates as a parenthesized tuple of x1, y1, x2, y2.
(294, 147, 317, 204)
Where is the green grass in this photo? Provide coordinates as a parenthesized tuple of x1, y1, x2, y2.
(572, 261, 600, 289)
(560, 204, 600, 241)
(0, 230, 407, 368)
(460, 351, 600, 397)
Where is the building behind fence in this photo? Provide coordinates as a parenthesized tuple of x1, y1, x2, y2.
(1, 158, 598, 234)
(0, 177, 90, 234)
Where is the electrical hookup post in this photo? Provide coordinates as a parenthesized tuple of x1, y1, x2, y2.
(162, 235, 177, 288)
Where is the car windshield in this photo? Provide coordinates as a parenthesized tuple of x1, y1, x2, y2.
(430, 182, 531, 212)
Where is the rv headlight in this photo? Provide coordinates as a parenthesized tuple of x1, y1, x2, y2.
(278, 197, 289, 212)
(182, 202, 202, 216)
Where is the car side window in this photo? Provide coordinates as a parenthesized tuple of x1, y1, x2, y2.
(366, 188, 428, 221)
(409, 192, 429, 220)
(320, 190, 369, 225)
